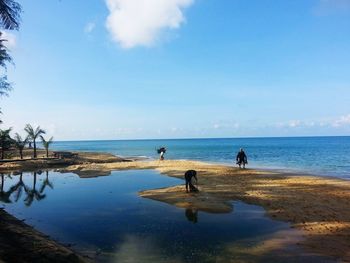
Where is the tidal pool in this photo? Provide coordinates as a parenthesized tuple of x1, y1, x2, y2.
(0, 170, 334, 262)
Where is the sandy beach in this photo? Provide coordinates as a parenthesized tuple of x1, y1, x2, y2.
(1, 156, 350, 262)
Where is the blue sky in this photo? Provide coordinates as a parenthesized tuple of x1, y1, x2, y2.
(1, 0, 350, 140)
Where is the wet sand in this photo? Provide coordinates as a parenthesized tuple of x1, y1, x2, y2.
(0, 208, 89, 263)
(62, 160, 350, 262)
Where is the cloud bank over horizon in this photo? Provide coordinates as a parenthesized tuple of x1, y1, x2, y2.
(105, 0, 193, 48)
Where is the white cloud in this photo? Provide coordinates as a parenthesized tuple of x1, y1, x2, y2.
(105, 0, 194, 48)
(275, 115, 350, 130)
(276, 120, 318, 129)
(288, 120, 302, 128)
(84, 22, 96, 34)
(1, 31, 16, 50)
(332, 114, 350, 127)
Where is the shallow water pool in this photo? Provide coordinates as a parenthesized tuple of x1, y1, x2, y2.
(0, 170, 334, 262)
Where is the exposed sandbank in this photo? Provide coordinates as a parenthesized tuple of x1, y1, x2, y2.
(0, 150, 128, 173)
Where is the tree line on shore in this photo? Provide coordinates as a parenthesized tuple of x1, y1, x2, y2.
(0, 124, 54, 160)
(0, 2, 53, 160)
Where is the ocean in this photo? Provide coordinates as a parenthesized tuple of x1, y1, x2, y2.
(48, 136, 350, 179)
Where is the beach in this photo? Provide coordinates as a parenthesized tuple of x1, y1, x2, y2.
(63, 159, 350, 261)
(1, 155, 350, 262)
(2, 0, 349, 261)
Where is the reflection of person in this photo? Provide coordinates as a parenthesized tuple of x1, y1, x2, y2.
(184, 170, 198, 193)
(185, 208, 198, 223)
(236, 148, 248, 169)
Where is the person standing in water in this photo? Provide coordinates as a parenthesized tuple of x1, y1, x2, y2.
(236, 148, 248, 169)
(157, 147, 166, 160)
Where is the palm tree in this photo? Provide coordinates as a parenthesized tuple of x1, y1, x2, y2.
(14, 133, 27, 159)
(40, 135, 53, 158)
(0, 127, 12, 159)
(0, 0, 21, 30)
(24, 124, 45, 159)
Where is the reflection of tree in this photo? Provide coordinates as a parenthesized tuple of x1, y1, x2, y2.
(0, 171, 54, 206)
(0, 173, 23, 203)
(0, 173, 11, 203)
(185, 208, 198, 223)
(39, 170, 54, 194)
(23, 172, 46, 206)
(9, 172, 27, 202)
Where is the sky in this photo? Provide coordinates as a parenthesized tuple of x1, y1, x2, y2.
(1, 0, 350, 140)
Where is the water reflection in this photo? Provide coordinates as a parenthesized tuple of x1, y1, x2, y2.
(39, 171, 54, 194)
(185, 208, 198, 224)
(0, 173, 12, 203)
(0, 171, 54, 206)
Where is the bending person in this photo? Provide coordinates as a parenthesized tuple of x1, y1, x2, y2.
(158, 147, 166, 160)
(184, 170, 198, 193)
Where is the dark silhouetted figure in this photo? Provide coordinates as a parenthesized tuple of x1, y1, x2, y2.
(236, 148, 248, 169)
(184, 170, 198, 192)
(185, 208, 198, 223)
(157, 147, 166, 160)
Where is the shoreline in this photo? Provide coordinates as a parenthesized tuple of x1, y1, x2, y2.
(166, 158, 350, 180)
(0, 208, 89, 263)
(1, 154, 350, 262)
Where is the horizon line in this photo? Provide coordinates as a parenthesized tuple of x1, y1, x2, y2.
(51, 135, 350, 142)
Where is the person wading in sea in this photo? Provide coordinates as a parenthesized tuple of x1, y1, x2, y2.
(184, 170, 198, 192)
(157, 147, 166, 160)
(236, 148, 248, 169)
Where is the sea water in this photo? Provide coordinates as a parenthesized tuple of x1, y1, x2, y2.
(48, 136, 350, 179)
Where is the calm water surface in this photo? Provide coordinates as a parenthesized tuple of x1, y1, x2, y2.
(1, 170, 333, 262)
(48, 136, 350, 179)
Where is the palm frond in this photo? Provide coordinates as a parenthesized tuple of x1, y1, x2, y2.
(25, 124, 45, 139)
(14, 132, 27, 148)
(40, 135, 53, 148)
(35, 126, 46, 137)
(0, 0, 21, 30)
(24, 124, 34, 137)
(0, 38, 12, 68)
(0, 76, 11, 97)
